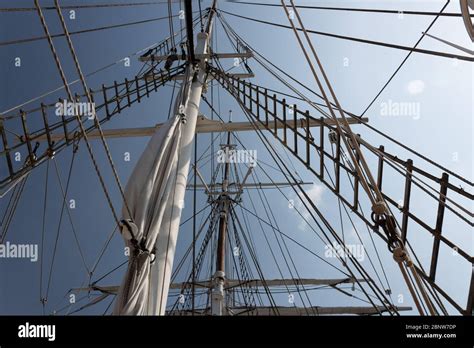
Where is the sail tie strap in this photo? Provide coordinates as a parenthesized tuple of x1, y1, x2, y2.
(120, 219, 156, 262)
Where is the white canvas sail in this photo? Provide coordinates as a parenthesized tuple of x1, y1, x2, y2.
(113, 115, 182, 315)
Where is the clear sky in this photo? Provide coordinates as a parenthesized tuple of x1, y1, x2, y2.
(0, 0, 472, 315)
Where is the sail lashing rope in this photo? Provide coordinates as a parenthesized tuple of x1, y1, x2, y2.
(280, 0, 437, 315)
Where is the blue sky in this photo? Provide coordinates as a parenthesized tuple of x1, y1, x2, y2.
(0, 0, 472, 315)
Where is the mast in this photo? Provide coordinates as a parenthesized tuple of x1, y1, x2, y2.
(147, 0, 218, 315)
(212, 132, 232, 315)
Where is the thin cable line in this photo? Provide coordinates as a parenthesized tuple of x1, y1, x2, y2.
(34, 0, 122, 225)
(53, 0, 133, 218)
(0, 13, 188, 47)
(0, 1, 177, 12)
(360, 0, 451, 117)
(226, 1, 468, 17)
(219, 9, 474, 62)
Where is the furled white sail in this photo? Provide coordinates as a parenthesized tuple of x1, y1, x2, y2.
(113, 115, 182, 315)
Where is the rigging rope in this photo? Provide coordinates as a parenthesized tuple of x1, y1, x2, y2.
(215, 51, 313, 311)
(44, 154, 79, 301)
(241, 179, 307, 312)
(0, 13, 189, 47)
(52, 156, 90, 275)
(218, 13, 473, 187)
(0, 1, 177, 12)
(236, 204, 349, 275)
(229, 205, 280, 315)
(201, 93, 364, 278)
(53, 0, 133, 218)
(0, 175, 28, 243)
(246, 107, 395, 314)
(216, 20, 472, 291)
(227, 2, 468, 17)
(1, 27, 187, 115)
(219, 9, 474, 62)
(250, 169, 316, 312)
(172, 205, 220, 313)
(227, 0, 436, 313)
(198, 0, 205, 31)
(214, 65, 399, 315)
(170, 205, 213, 283)
(360, 0, 451, 117)
(329, 143, 394, 299)
(227, 210, 258, 311)
(39, 162, 49, 314)
(208, 66, 394, 314)
(281, 0, 381, 210)
(34, 0, 122, 225)
(168, 0, 176, 49)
